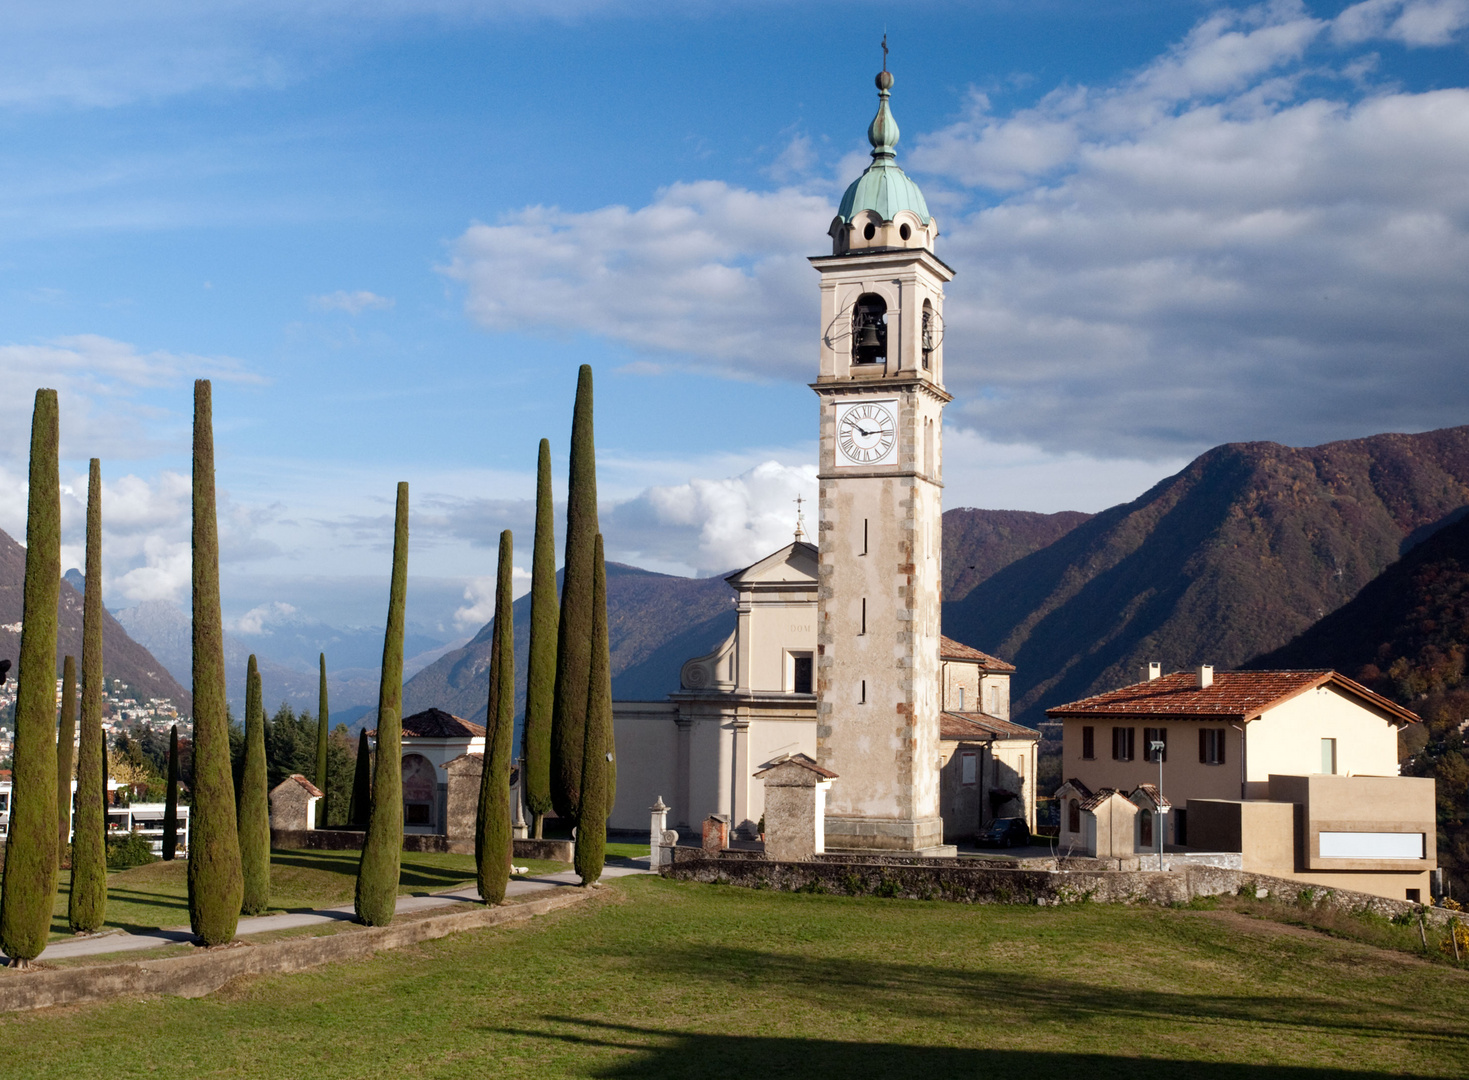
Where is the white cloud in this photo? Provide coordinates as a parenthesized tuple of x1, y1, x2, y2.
(229, 600, 298, 635)
(310, 290, 395, 314)
(441, 4, 1469, 460)
(441, 182, 833, 380)
(1333, 0, 1469, 46)
(605, 460, 819, 577)
(452, 566, 532, 629)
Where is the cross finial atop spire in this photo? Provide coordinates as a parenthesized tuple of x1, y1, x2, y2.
(794, 494, 808, 542)
(881, 33, 888, 73)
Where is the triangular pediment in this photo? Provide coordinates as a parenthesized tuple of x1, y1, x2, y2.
(724, 541, 819, 588)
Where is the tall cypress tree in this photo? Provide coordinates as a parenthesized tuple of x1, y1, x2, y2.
(551, 366, 598, 821)
(187, 379, 243, 946)
(69, 458, 107, 932)
(56, 654, 77, 866)
(162, 725, 180, 861)
(575, 534, 611, 887)
(315, 653, 329, 827)
(238, 656, 270, 916)
(523, 439, 557, 840)
(349, 729, 372, 826)
(355, 482, 408, 926)
(476, 530, 515, 905)
(0, 389, 61, 965)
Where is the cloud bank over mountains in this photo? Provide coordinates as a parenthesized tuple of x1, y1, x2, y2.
(446, 2, 1469, 459)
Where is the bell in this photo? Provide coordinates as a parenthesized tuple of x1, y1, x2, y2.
(857, 322, 881, 350)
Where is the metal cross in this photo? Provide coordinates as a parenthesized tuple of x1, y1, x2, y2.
(881, 33, 888, 72)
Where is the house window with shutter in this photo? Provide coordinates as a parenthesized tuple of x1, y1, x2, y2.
(1143, 727, 1167, 762)
(1112, 726, 1135, 761)
(1199, 727, 1227, 765)
(1082, 726, 1095, 760)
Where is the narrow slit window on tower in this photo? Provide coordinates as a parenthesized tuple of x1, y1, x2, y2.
(921, 300, 935, 370)
(860, 679, 867, 704)
(861, 598, 866, 635)
(851, 293, 887, 365)
(862, 518, 868, 555)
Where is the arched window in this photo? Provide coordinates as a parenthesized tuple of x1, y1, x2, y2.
(1139, 808, 1153, 848)
(852, 293, 887, 365)
(1067, 798, 1080, 833)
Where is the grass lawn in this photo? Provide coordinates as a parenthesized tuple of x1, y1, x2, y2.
(44, 849, 579, 939)
(3, 877, 1466, 1078)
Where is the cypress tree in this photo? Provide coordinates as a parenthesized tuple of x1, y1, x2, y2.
(162, 725, 180, 861)
(69, 457, 107, 932)
(476, 530, 515, 905)
(0, 389, 61, 965)
(575, 534, 611, 887)
(355, 481, 408, 926)
(551, 365, 598, 821)
(56, 654, 77, 866)
(187, 379, 243, 947)
(349, 729, 372, 826)
(237, 656, 270, 916)
(523, 438, 557, 840)
(315, 653, 329, 827)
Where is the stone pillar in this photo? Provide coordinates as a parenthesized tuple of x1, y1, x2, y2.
(702, 814, 729, 853)
(649, 796, 671, 869)
(755, 754, 838, 862)
(512, 768, 528, 840)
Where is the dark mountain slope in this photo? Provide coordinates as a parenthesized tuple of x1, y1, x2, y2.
(944, 426, 1469, 724)
(943, 508, 1091, 603)
(402, 562, 734, 722)
(0, 529, 190, 710)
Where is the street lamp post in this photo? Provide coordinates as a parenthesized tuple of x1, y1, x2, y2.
(1151, 739, 1167, 869)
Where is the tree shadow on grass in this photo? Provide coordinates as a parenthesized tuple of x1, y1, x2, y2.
(268, 850, 473, 892)
(615, 944, 1467, 1048)
(502, 1020, 1449, 1080)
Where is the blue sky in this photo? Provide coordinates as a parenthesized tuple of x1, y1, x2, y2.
(2, 1, 1466, 672)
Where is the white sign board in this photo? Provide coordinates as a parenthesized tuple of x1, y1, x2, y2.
(1319, 831, 1424, 860)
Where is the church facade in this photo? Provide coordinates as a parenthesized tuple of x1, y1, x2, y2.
(609, 66, 1036, 849)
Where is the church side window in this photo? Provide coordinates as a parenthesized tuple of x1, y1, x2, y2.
(961, 753, 976, 786)
(791, 653, 813, 695)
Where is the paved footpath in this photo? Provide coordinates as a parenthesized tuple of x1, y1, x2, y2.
(31, 861, 650, 964)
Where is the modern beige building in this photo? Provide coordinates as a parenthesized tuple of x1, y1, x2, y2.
(1048, 667, 1432, 900)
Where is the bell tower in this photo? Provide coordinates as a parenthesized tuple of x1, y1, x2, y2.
(811, 65, 954, 854)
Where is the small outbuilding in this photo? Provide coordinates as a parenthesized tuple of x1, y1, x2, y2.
(269, 774, 323, 832)
(755, 753, 837, 861)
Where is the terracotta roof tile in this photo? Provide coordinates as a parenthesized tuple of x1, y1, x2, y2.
(939, 635, 1016, 672)
(1079, 787, 1123, 812)
(401, 708, 485, 739)
(1045, 669, 1420, 725)
(288, 774, 324, 798)
(940, 711, 1039, 741)
(753, 752, 838, 780)
(1130, 783, 1171, 810)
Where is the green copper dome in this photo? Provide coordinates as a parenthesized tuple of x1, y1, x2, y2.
(837, 70, 931, 225)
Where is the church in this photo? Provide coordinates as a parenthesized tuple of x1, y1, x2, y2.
(610, 67, 1038, 851)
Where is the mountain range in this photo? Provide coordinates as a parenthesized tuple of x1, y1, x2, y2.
(0, 533, 189, 710)
(943, 426, 1469, 723)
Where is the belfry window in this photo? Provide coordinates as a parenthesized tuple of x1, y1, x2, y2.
(852, 293, 887, 365)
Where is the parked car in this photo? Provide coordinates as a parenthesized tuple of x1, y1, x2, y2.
(976, 817, 1030, 848)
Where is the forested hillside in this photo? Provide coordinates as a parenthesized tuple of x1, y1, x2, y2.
(944, 426, 1469, 724)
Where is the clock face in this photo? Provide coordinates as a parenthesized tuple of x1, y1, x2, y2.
(836, 400, 898, 466)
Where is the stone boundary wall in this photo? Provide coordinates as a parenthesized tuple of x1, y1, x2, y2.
(270, 829, 573, 862)
(661, 848, 1451, 922)
(0, 889, 590, 1014)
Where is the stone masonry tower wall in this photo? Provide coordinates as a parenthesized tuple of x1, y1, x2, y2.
(811, 67, 954, 852)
